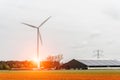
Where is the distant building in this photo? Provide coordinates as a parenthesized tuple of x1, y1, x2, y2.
(61, 59, 120, 70)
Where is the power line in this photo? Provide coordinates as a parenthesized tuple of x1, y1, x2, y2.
(93, 49, 103, 59)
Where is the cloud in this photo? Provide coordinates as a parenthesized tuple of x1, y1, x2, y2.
(104, 8, 120, 20)
(103, 0, 120, 20)
(89, 30, 101, 39)
(70, 40, 89, 49)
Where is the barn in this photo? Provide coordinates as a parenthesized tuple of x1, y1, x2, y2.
(61, 59, 120, 70)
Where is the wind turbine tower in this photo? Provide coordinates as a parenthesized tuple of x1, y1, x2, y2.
(22, 16, 51, 69)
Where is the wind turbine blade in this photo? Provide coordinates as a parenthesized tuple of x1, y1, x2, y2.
(22, 22, 37, 28)
(39, 16, 51, 27)
(38, 30, 43, 45)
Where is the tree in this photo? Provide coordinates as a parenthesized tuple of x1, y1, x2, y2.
(3, 63, 10, 70)
(0, 62, 10, 70)
(46, 54, 63, 62)
(41, 54, 63, 70)
(0, 63, 3, 70)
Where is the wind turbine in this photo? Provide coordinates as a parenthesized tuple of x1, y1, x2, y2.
(22, 16, 51, 69)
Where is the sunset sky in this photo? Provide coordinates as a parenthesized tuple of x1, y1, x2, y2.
(1, 0, 120, 61)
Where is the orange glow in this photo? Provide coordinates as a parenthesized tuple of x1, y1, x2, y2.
(32, 58, 40, 64)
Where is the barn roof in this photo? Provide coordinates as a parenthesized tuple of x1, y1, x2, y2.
(77, 60, 120, 66)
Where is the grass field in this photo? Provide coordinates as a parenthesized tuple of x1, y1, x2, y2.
(0, 70, 120, 80)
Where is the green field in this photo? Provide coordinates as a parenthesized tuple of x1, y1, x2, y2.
(0, 70, 120, 80)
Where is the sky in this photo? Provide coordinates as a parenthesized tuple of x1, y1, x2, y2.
(0, 0, 120, 62)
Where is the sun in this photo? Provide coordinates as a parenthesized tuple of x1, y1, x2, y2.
(32, 58, 40, 64)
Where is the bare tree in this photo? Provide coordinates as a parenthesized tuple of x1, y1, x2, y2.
(46, 54, 63, 62)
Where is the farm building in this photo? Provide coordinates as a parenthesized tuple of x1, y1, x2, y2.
(61, 59, 120, 70)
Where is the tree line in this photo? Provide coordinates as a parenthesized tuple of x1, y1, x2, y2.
(0, 61, 36, 70)
(0, 54, 63, 70)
